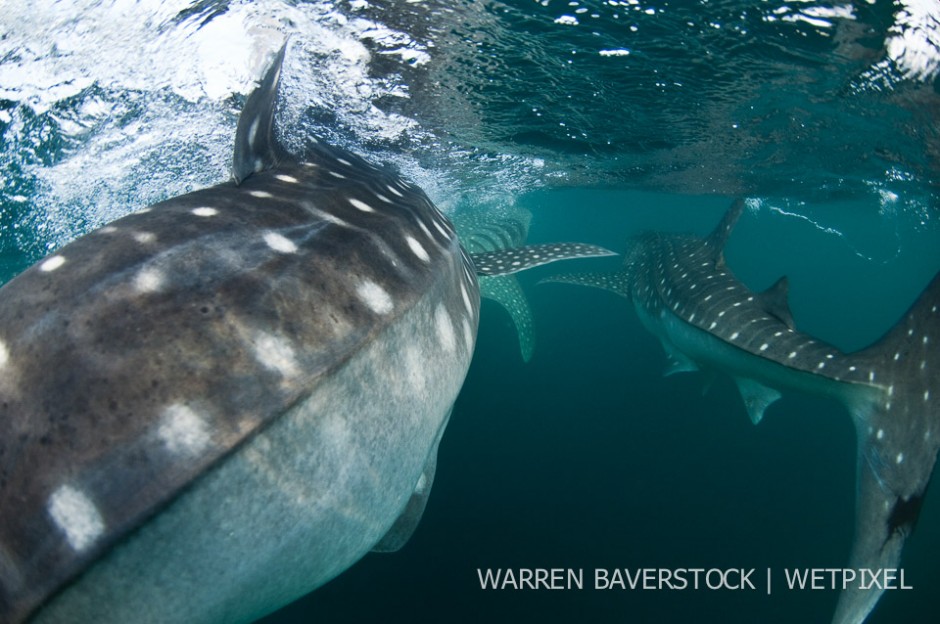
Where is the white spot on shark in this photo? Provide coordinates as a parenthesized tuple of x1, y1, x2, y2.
(133, 231, 156, 244)
(263, 231, 297, 254)
(406, 236, 430, 262)
(760, 343, 769, 351)
(460, 282, 473, 318)
(47, 485, 105, 552)
(435, 304, 456, 353)
(133, 267, 164, 293)
(158, 404, 212, 456)
(248, 117, 260, 146)
(329, 171, 347, 179)
(386, 184, 404, 197)
(357, 279, 394, 315)
(896, 452, 904, 464)
(253, 332, 300, 378)
(462, 317, 473, 353)
(730, 332, 739, 340)
(275, 174, 299, 184)
(40, 256, 66, 272)
(248, 190, 273, 199)
(0, 339, 8, 368)
(402, 344, 427, 394)
(192, 207, 218, 217)
(877, 429, 884, 440)
(349, 198, 375, 213)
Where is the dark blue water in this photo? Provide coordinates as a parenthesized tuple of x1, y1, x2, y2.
(2, 1, 940, 623)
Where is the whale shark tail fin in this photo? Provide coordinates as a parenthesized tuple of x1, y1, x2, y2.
(832, 271, 940, 624)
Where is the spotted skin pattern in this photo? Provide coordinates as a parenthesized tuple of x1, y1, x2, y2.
(545, 200, 940, 624)
(0, 45, 611, 624)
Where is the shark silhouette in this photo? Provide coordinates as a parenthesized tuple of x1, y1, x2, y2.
(544, 199, 940, 624)
(0, 45, 613, 623)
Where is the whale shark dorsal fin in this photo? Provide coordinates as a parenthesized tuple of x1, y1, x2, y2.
(757, 276, 795, 330)
(232, 43, 290, 184)
(706, 198, 747, 268)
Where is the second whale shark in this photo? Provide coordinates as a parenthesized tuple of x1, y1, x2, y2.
(544, 199, 940, 624)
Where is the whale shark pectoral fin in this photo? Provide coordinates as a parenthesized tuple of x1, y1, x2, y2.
(232, 43, 290, 184)
(538, 270, 632, 299)
(664, 356, 698, 377)
(732, 377, 781, 425)
(371, 447, 439, 553)
(471, 243, 616, 277)
(373, 409, 452, 554)
(480, 275, 535, 362)
(660, 340, 698, 377)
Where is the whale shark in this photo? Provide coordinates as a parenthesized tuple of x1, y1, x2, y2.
(453, 205, 537, 361)
(544, 199, 940, 624)
(0, 45, 613, 624)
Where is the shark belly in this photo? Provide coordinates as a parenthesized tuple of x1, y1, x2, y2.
(31, 271, 473, 624)
(641, 303, 881, 417)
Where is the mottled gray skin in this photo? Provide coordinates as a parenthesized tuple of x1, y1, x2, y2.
(0, 45, 479, 623)
(546, 200, 940, 624)
(0, 45, 615, 624)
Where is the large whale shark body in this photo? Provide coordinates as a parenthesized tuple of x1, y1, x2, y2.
(546, 200, 940, 624)
(0, 47, 612, 623)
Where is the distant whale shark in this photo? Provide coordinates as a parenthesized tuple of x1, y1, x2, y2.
(544, 199, 940, 624)
(453, 205, 538, 361)
(0, 46, 613, 624)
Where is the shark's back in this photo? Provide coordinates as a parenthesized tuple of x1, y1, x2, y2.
(0, 45, 477, 623)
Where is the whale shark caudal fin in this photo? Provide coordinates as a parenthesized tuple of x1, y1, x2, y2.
(479, 276, 536, 362)
(453, 207, 537, 362)
(540, 200, 940, 624)
(830, 272, 940, 624)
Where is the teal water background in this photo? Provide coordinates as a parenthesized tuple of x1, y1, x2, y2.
(2, 1, 940, 622)
(259, 191, 940, 623)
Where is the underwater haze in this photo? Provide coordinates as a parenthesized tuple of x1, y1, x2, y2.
(2, 1, 940, 623)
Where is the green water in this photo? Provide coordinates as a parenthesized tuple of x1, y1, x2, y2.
(260, 190, 940, 623)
